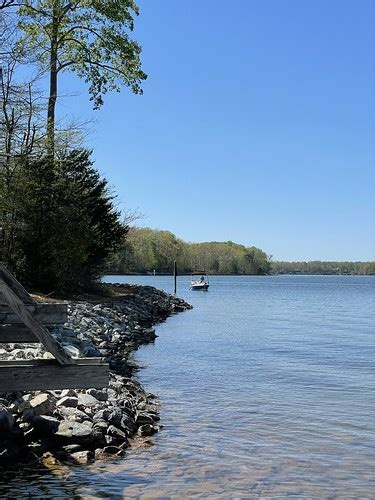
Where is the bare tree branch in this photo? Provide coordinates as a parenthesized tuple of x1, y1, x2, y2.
(0, 0, 16, 10)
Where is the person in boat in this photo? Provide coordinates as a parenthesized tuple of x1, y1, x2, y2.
(200, 275, 205, 283)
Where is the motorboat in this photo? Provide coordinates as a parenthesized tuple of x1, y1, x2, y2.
(190, 271, 210, 291)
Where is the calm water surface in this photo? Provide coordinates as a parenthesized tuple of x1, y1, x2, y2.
(1, 275, 374, 498)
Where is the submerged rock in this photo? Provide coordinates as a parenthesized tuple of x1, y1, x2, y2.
(137, 424, 156, 437)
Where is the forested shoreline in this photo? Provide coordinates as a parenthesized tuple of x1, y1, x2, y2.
(107, 227, 272, 275)
(271, 261, 375, 276)
(107, 228, 375, 276)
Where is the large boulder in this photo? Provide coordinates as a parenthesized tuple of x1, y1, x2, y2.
(56, 421, 103, 446)
(56, 421, 93, 439)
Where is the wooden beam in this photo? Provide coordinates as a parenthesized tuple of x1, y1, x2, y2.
(0, 324, 38, 343)
(0, 266, 35, 305)
(0, 302, 68, 324)
(0, 281, 74, 365)
(0, 359, 109, 391)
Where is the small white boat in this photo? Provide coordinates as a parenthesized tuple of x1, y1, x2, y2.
(190, 272, 210, 291)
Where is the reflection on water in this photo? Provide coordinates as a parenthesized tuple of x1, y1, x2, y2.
(1, 276, 374, 498)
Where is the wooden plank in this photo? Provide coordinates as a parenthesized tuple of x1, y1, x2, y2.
(0, 266, 36, 305)
(0, 302, 68, 325)
(0, 359, 109, 391)
(0, 281, 74, 365)
(0, 324, 38, 343)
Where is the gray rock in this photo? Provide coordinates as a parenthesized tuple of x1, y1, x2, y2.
(107, 389, 117, 401)
(29, 394, 55, 416)
(107, 425, 126, 440)
(56, 396, 78, 408)
(138, 424, 155, 436)
(82, 346, 102, 357)
(103, 445, 122, 456)
(77, 393, 100, 408)
(93, 420, 108, 432)
(56, 421, 94, 440)
(43, 352, 55, 360)
(93, 408, 112, 422)
(70, 450, 93, 464)
(86, 389, 108, 402)
(32, 415, 60, 434)
(61, 389, 76, 398)
(120, 415, 135, 434)
(57, 407, 90, 422)
(107, 408, 123, 427)
(104, 435, 117, 445)
(62, 345, 80, 358)
(136, 413, 155, 425)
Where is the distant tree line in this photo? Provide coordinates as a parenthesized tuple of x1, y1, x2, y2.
(107, 228, 375, 277)
(271, 261, 375, 276)
(107, 227, 272, 275)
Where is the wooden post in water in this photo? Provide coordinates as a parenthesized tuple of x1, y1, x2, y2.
(173, 260, 177, 295)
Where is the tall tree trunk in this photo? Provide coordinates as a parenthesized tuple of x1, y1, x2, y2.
(46, 9, 59, 157)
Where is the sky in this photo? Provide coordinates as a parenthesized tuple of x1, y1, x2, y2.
(57, 0, 374, 261)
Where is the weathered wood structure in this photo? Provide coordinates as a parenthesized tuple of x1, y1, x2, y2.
(0, 265, 108, 392)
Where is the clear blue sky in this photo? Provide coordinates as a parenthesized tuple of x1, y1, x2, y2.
(58, 0, 375, 261)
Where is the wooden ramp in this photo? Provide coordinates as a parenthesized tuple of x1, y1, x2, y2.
(0, 265, 108, 392)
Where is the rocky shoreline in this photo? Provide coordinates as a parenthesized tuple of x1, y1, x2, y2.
(0, 284, 192, 465)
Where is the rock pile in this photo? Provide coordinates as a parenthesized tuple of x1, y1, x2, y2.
(0, 284, 191, 465)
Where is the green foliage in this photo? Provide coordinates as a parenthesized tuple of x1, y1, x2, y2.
(13, 0, 146, 152)
(1, 149, 126, 291)
(17, 0, 146, 109)
(108, 228, 184, 274)
(107, 228, 272, 275)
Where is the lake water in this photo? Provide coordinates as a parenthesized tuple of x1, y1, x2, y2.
(1, 275, 374, 498)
